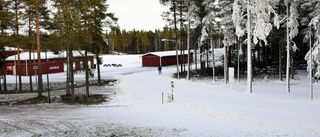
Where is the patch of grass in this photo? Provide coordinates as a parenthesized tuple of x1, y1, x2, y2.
(16, 96, 49, 105)
(173, 66, 225, 79)
(60, 94, 107, 105)
(0, 96, 49, 105)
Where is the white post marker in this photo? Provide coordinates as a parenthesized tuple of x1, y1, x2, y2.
(162, 92, 164, 104)
(170, 81, 174, 102)
(229, 67, 235, 89)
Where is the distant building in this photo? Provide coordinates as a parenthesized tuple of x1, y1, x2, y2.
(141, 51, 193, 67)
(4, 51, 94, 76)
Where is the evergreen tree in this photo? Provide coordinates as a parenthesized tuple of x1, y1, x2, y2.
(12, 0, 25, 92)
(233, 0, 280, 93)
(202, 0, 234, 83)
(305, 1, 320, 79)
(0, 0, 12, 92)
(24, 0, 35, 93)
(53, 0, 82, 95)
(85, 0, 116, 84)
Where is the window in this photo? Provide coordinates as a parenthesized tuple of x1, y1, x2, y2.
(49, 66, 59, 70)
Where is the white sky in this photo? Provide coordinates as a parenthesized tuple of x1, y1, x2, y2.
(107, 0, 169, 31)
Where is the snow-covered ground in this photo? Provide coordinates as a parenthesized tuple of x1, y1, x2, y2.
(1, 54, 320, 136)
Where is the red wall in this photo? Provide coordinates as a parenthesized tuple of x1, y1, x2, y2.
(142, 53, 193, 67)
(142, 54, 160, 66)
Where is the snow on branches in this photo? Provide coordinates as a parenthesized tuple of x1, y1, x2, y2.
(232, 0, 280, 45)
(305, 2, 320, 78)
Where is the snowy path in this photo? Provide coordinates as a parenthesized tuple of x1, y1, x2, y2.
(105, 65, 320, 136)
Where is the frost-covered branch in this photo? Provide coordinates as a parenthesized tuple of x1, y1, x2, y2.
(305, 1, 320, 78)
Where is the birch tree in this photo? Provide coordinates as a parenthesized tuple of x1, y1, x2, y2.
(285, 0, 299, 93)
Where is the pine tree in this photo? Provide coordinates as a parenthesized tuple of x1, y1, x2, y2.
(24, 0, 35, 93)
(202, 0, 235, 83)
(233, 0, 280, 93)
(85, 0, 116, 84)
(12, 0, 25, 92)
(53, 0, 82, 96)
(305, 1, 320, 79)
(0, 0, 12, 92)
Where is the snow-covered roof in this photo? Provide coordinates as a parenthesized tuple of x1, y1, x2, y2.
(6, 50, 94, 61)
(143, 50, 191, 57)
(4, 46, 24, 51)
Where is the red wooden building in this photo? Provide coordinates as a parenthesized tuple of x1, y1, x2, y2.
(142, 51, 193, 67)
(5, 51, 94, 76)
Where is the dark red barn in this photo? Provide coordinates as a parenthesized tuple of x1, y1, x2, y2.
(142, 51, 193, 67)
(5, 51, 94, 76)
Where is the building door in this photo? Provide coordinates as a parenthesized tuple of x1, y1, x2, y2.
(13, 66, 16, 75)
(64, 63, 67, 72)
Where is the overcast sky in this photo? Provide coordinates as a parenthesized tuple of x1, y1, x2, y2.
(107, 0, 168, 31)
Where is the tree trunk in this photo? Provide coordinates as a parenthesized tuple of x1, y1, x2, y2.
(65, 2, 71, 96)
(264, 41, 268, 74)
(211, 36, 215, 82)
(286, 1, 290, 93)
(195, 43, 198, 71)
(201, 46, 205, 75)
(66, 47, 70, 95)
(257, 42, 261, 70)
(187, 9, 190, 80)
(36, 0, 43, 96)
(279, 41, 282, 81)
(85, 51, 89, 97)
(242, 40, 245, 74)
(179, 1, 183, 73)
(252, 49, 255, 81)
(291, 52, 294, 79)
(172, 0, 180, 78)
(69, 48, 74, 95)
(224, 46, 228, 84)
(207, 47, 209, 68)
(1, 23, 7, 92)
(247, 3, 252, 93)
(28, 15, 33, 92)
(237, 38, 240, 82)
(15, 0, 22, 93)
(96, 50, 101, 84)
(84, 0, 89, 97)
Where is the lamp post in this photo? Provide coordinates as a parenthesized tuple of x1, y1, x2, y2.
(161, 39, 180, 79)
(309, 26, 313, 100)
